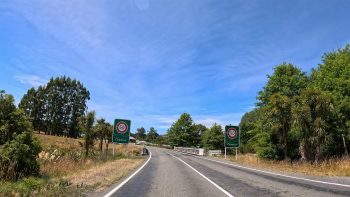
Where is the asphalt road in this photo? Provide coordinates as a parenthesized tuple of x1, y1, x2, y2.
(106, 147, 350, 197)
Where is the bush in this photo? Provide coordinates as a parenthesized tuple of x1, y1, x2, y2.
(257, 145, 279, 160)
(0, 131, 42, 180)
(0, 90, 42, 181)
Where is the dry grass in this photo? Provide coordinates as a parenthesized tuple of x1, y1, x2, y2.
(1, 133, 145, 196)
(65, 158, 144, 190)
(34, 132, 83, 150)
(34, 133, 143, 177)
(224, 153, 350, 176)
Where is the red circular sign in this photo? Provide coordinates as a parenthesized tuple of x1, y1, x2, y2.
(227, 128, 237, 139)
(116, 121, 128, 134)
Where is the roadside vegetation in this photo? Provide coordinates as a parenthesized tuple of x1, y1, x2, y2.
(0, 77, 145, 196)
(226, 154, 350, 177)
(0, 133, 143, 196)
(146, 45, 350, 176)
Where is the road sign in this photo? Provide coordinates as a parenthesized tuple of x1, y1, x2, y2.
(112, 119, 131, 144)
(225, 125, 240, 148)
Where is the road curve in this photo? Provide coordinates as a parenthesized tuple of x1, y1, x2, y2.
(105, 147, 350, 197)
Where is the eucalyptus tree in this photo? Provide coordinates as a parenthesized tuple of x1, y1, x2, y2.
(19, 76, 90, 138)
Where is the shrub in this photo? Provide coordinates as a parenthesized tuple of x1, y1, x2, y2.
(0, 90, 42, 181)
(0, 131, 42, 180)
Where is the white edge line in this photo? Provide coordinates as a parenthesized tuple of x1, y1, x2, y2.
(179, 151, 350, 188)
(168, 152, 234, 197)
(104, 151, 152, 197)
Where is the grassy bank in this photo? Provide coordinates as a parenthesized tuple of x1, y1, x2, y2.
(224, 153, 350, 176)
(0, 133, 145, 196)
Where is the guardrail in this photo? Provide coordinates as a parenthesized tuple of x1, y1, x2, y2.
(208, 150, 222, 156)
(174, 147, 205, 156)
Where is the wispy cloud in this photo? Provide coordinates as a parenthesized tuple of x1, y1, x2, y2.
(15, 75, 46, 88)
(2, 1, 350, 134)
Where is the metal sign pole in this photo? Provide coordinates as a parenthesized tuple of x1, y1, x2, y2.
(224, 131, 226, 159)
(125, 144, 128, 157)
(225, 147, 227, 159)
(113, 143, 115, 157)
(235, 147, 237, 161)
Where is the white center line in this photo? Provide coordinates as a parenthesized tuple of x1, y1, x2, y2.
(168, 152, 234, 197)
(104, 151, 152, 197)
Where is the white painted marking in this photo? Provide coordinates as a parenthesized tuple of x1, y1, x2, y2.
(180, 151, 350, 188)
(168, 152, 234, 197)
(104, 151, 152, 197)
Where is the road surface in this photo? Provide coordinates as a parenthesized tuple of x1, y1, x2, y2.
(104, 147, 350, 197)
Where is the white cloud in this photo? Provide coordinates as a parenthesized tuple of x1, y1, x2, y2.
(15, 75, 46, 88)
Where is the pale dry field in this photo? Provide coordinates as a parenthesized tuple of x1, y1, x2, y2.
(225, 153, 350, 176)
(66, 158, 144, 191)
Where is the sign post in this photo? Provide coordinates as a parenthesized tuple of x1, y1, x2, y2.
(225, 125, 240, 160)
(112, 119, 131, 156)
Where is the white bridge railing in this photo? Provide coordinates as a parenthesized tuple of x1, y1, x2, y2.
(174, 147, 205, 156)
(208, 150, 222, 156)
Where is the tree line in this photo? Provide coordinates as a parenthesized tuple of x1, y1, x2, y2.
(240, 45, 350, 162)
(134, 127, 162, 144)
(0, 76, 112, 181)
(149, 45, 350, 163)
(19, 76, 90, 138)
(139, 113, 224, 150)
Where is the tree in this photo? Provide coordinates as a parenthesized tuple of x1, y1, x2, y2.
(193, 124, 206, 147)
(201, 123, 224, 150)
(239, 109, 260, 145)
(0, 131, 42, 180)
(167, 113, 198, 147)
(292, 88, 335, 162)
(79, 111, 95, 157)
(258, 63, 308, 106)
(266, 93, 292, 160)
(0, 90, 32, 144)
(18, 88, 36, 119)
(104, 123, 113, 152)
(135, 127, 146, 140)
(156, 135, 167, 146)
(257, 63, 308, 160)
(94, 118, 111, 153)
(19, 76, 90, 138)
(0, 90, 42, 180)
(0, 90, 17, 144)
(146, 127, 159, 144)
(311, 45, 350, 156)
(239, 108, 262, 153)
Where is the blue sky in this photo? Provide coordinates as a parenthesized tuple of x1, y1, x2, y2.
(1, 0, 350, 134)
